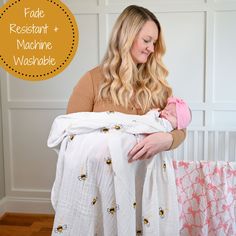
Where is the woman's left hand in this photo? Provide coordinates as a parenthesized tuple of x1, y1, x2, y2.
(128, 132, 173, 162)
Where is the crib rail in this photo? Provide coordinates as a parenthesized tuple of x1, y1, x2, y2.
(173, 130, 236, 162)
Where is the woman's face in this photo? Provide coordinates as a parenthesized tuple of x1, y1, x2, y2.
(130, 20, 158, 65)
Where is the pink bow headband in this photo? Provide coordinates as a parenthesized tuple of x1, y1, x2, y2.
(167, 97, 192, 129)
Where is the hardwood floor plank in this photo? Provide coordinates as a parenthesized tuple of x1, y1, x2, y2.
(0, 213, 54, 236)
(0, 225, 32, 236)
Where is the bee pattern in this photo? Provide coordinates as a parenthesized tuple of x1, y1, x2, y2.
(69, 135, 74, 141)
(136, 230, 142, 235)
(163, 161, 166, 171)
(114, 124, 121, 130)
(78, 173, 87, 181)
(92, 197, 97, 205)
(54, 224, 67, 233)
(105, 157, 112, 165)
(159, 207, 166, 218)
(101, 127, 109, 133)
(143, 218, 150, 227)
(107, 204, 119, 215)
(133, 202, 136, 209)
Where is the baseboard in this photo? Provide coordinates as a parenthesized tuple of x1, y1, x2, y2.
(0, 197, 6, 218)
(0, 196, 54, 216)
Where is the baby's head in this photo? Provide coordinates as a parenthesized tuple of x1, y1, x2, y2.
(160, 97, 191, 129)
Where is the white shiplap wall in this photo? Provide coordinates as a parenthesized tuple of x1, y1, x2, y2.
(0, 0, 235, 215)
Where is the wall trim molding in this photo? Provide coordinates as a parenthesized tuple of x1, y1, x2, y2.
(0, 196, 54, 217)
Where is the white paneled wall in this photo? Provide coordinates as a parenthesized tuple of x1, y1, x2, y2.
(0, 0, 235, 215)
(0, 0, 5, 216)
(0, 74, 4, 200)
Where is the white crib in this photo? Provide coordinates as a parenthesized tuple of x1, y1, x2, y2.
(173, 129, 236, 162)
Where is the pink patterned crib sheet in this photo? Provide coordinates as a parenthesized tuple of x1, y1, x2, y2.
(173, 161, 236, 236)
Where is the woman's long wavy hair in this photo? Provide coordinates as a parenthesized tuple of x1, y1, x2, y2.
(99, 5, 172, 112)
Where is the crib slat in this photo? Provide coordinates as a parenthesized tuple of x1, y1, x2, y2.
(183, 135, 188, 161)
(224, 132, 229, 162)
(204, 131, 208, 161)
(194, 131, 198, 161)
(234, 144, 236, 161)
(214, 131, 219, 161)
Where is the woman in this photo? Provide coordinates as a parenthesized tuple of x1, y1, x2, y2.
(67, 5, 186, 161)
(50, 5, 185, 235)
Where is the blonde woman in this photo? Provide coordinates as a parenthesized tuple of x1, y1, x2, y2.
(67, 5, 186, 159)
(50, 5, 186, 235)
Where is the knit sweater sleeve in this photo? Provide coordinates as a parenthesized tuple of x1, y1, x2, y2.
(66, 71, 95, 114)
(170, 128, 186, 149)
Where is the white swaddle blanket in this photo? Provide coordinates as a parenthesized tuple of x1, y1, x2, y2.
(47, 111, 180, 236)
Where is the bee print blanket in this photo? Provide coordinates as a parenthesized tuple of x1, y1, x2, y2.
(47, 111, 180, 236)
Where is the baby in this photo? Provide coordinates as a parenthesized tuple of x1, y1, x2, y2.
(155, 96, 192, 130)
(125, 97, 191, 162)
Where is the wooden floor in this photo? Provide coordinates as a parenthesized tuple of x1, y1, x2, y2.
(0, 213, 54, 236)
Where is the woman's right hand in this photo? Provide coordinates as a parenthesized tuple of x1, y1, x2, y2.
(128, 132, 173, 162)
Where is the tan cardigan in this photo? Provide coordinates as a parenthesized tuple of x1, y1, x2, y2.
(67, 66, 186, 149)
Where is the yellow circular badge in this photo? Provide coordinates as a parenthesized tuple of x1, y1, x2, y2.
(0, 0, 79, 81)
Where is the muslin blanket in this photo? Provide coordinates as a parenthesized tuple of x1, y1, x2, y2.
(48, 111, 179, 236)
(48, 112, 236, 236)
